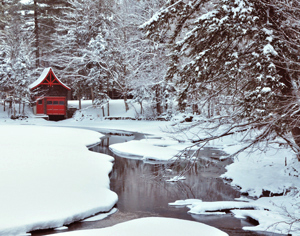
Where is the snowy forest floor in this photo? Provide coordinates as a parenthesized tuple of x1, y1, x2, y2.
(1, 100, 300, 235)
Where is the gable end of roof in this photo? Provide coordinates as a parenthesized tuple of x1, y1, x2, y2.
(29, 68, 71, 91)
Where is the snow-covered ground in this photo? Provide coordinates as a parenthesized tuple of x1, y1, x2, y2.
(68, 99, 144, 120)
(53, 217, 228, 236)
(0, 125, 117, 235)
(166, 125, 300, 235)
(1, 100, 300, 235)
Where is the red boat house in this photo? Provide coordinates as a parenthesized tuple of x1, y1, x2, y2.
(29, 68, 71, 119)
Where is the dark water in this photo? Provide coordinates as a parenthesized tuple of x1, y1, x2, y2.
(32, 133, 285, 236)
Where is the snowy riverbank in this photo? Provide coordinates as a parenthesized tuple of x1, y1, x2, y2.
(65, 102, 300, 235)
(53, 217, 228, 236)
(0, 125, 118, 235)
(1, 101, 300, 235)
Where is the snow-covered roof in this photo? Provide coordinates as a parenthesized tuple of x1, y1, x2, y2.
(29, 67, 71, 90)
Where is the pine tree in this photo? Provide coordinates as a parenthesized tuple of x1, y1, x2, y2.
(142, 0, 300, 156)
(0, 0, 34, 117)
(21, 0, 69, 68)
(49, 0, 114, 108)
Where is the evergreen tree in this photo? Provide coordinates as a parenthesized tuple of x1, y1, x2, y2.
(22, 0, 69, 67)
(50, 0, 114, 108)
(142, 0, 300, 156)
(0, 0, 34, 117)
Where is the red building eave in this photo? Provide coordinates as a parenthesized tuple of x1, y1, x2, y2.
(29, 68, 71, 91)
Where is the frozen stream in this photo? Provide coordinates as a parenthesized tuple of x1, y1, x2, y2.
(32, 132, 284, 236)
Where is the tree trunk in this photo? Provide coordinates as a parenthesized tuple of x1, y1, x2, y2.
(107, 100, 110, 116)
(124, 94, 129, 112)
(192, 103, 198, 115)
(22, 102, 25, 115)
(13, 101, 16, 118)
(155, 85, 162, 115)
(292, 127, 300, 161)
(91, 87, 95, 103)
(276, 66, 300, 160)
(19, 99, 21, 114)
(34, 0, 40, 68)
(78, 94, 82, 110)
(140, 101, 143, 114)
(207, 100, 211, 118)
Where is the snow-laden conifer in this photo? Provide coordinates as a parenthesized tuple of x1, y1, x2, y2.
(142, 0, 300, 157)
(0, 1, 34, 118)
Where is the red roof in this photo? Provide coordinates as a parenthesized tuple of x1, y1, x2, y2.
(29, 68, 71, 91)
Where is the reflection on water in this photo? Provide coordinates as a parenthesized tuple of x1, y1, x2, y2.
(32, 134, 284, 236)
(92, 135, 282, 236)
(110, 153, 239, 209)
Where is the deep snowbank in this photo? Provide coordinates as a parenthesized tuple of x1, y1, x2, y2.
(0, 125, 117, 235)
(53, 217, 228, 236)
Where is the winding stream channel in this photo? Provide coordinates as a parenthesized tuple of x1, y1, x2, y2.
(32, 130, 284, 236)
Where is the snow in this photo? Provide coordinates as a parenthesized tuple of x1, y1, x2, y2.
(221, 146, 297, 197)
(261, 87, 271, 93)
(220, 145, 300, 235)
(169, 199, 203, 206)
(170, 197, 300, 234)
(0, 125, 117, 235)
(20, 0, 32, 4)
(54, 226, 69, 231)
(262, 28, 273, 35)
(263, 43, 278, 56)
(50, 217, 229, 236)
(82, 208, 118, 222)
(68, 99, 142, 119)
(139, 0, 183, 30)
(28, 67, 71, 90)
(197, 10, 218, 21)
(231, 0, 253, 18)
(2, 100, 300, 235)
(170, 200, 261, 215)
(109, 139, 183, 162)
(232, 194, 300, 234)
(170, 196, 300, 234)
(167, 130, 300, 234)
(166, 175, 186, 182)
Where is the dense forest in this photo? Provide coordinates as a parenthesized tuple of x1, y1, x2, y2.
(1, 0, 300, 157)
(0, 0, 169, 116)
